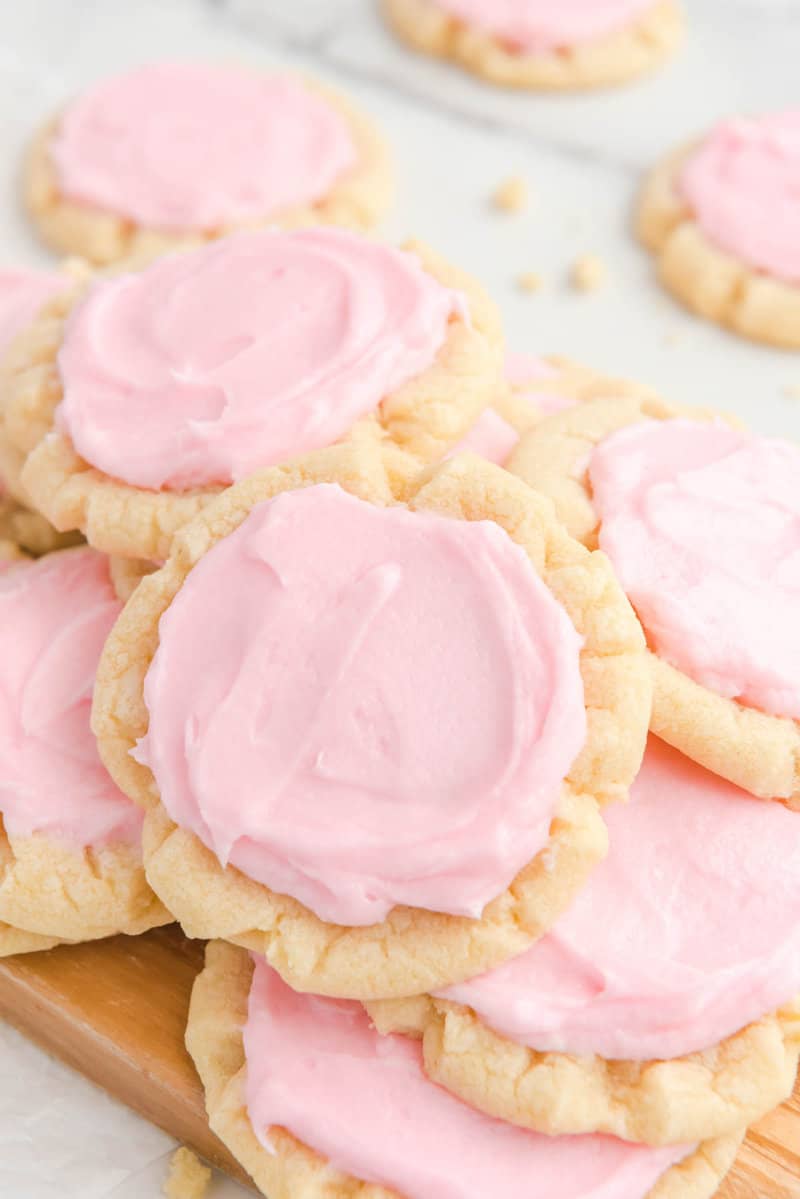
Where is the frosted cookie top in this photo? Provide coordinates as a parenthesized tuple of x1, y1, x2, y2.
(51, 63, 358, 232)
(430, 0, 659, 52)
(0, 268, 64, 363)
(0, 549, 142, 847)
(443, 737, 800, 1060)
(243, 955, 688, 1199)
(136, 483, 586, 926)
(589, 419, 800, 720)
(680, 111, 800, 284)
(56, 229, 463, 490)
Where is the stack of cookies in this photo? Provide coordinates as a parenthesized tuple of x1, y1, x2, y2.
(0, 49, 799, 1199)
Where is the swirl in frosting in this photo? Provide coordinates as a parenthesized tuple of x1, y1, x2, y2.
(57, 229, 463, 490)
(51, 63, 358, 231)
(442, 737, 800, 1060)
(430, 0, 659, 52)
(243, 956, 689, 1199)
(0, 549, 143, 847)
(680, 111, 800, 284)
(590, 418, 800, 719)
(137, 484, 586, 926)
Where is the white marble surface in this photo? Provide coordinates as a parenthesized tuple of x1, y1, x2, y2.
(0, 2, 798, 1196)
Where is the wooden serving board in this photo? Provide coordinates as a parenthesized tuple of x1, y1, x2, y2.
(0, 925, 798, 1197)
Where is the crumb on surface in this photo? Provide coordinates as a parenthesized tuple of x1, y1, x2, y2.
(492, 176, 528, 213)
(163, 1147, 212, 1199)
(518, 271, 543, 293)
(662, 329, 686, 348)
(570, 254, 607, 292)
(784, 383, 800, 400)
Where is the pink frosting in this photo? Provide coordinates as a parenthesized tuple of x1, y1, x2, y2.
(431, 0, 657, 52)
(56, 229, 462, 491)
(51, 63, 358, 231)
(680, 111, 800, 285)
(0, 549, 143, 848)
(451, 352, 573, 466)
(243, 956, 688, 1199)
(590, 419, 800, 720)
(137, 484, 586, 926)
(443, 737, 800, 1060)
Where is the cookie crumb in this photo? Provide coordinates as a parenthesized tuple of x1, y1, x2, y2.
(784, 383, 800, 401)
(518, 271, 543, 293)
(163, 1147, 212, 1199)
(662, 329, 685, 348)
(492, 176, 528, 214)
(571, 254, 607, 292)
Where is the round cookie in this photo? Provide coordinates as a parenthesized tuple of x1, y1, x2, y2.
(25, 62, 392, 265)
(0, 547, 170, 955)
(187, 940, 741, 1199)
(367, 737, 800, 1145)
(0, 265, 85, 556)
(637, 111, 800, 348)
(509, 396, 800, 804)
(382, 0, 683, 91)
(93, 441, 650, 1000)
(455, 353, 661, 467)
(4, 227, 503, 561)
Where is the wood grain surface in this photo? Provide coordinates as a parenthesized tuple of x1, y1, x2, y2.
(0, 926, 797, 1197)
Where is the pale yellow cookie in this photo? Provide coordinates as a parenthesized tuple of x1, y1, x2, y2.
(637, 142, 800, 349)
(366, 992, 800, 1146)
(186, 941, 742, 1199)
(4, 240, 503, 563)
(382, 0, 683, 91)
(25, 72, 392, 266)
(508, 395, 800, 804)
(0, 821, 170, 954)
(93, 441, 650, 1000)
(0, 552, 170, 956)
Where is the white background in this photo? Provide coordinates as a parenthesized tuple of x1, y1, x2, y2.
(0, 1, 797, 1195)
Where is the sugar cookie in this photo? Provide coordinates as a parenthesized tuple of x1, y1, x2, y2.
(368, 737, 800, 1144)
(638, 112, 800, 348)
(0, 547, 169, 955)
(383, 0, 683, 90)
(6, 228, 503, 561)
(93, 442, 650, 999)
(509, 396, 800, 803)
(186, 941, 741, 1199)
(26, 63, 391, 265)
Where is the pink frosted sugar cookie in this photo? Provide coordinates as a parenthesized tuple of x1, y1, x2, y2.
(0, 266, 85, 556)
(509, 396, 800, 804)
(382, 0, 683, 90)
(187, 941, 740, 1199)
(0, 547, 168, 955)
(6, 227, 504, 561)
(638, 110, 800, 347)
(370, 737, 800, 1144)
(93, 445, 650, 999)
(25, 61, 392, 264)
